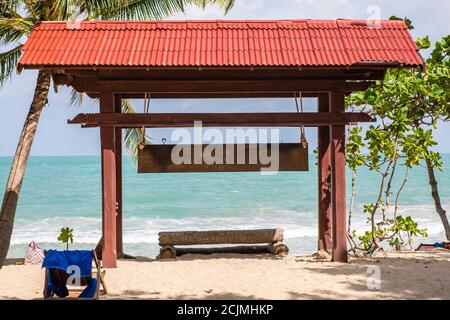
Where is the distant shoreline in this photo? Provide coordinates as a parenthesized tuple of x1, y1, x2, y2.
(1, 153, 450, 158)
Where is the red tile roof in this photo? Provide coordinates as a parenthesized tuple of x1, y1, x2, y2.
(18, 19, 423, 70)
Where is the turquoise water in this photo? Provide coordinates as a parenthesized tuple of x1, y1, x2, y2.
(0, 155, 449, 258)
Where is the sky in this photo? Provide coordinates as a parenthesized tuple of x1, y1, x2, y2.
(0, 0, 449, 156)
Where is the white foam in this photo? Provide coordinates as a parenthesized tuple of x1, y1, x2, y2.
(10, 204, 448, 245)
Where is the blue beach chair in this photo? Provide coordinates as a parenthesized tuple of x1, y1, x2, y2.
(42, 250, 107, 299)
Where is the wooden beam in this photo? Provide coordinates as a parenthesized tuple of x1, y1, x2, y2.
(100, 91, 117, 268)
(68, 112, 374, 128)
(84, 92, 359, 99)
(330, 91, 348, 263)
(317, 93, 333, 252)
(109, 92, 322, 99)
(68, 78, 373, 95)
(106, 79, 371, 93)
(114, 94, 123, 257)
(54, 66, 386, 81)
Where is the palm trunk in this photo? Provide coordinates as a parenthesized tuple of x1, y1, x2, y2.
(425, 154, 450, 241)
(0, 70, 51, 267)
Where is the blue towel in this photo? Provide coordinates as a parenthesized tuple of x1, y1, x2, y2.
(43, 250, 96, 298)
(79, 277, 98, 298)
(43, 250, 92, 277)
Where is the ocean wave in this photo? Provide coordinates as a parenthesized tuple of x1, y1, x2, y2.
(10, 204, 447, 245)
(11, 209, 315, 244)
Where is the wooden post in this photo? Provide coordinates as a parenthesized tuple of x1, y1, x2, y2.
(317, 93, 333, 251)
(100, 91, 117, 268)
(330, 91, 348, 262)
(114, 94, 123, 257)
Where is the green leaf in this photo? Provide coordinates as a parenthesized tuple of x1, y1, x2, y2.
(0, 44, 22, 86)
(416, 36, 431, 50)
(0, 17, 35, 44)
(389, 16, 414, 30)
(57, 226, 74, 249)
(122, 99, 152, 163)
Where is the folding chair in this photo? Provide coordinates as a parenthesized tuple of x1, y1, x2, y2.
(43, 250, 107, 299)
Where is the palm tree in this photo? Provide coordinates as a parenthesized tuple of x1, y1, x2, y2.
(0, 0, 234, 267)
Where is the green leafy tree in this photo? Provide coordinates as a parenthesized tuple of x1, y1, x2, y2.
(345, 109, 430, 254)
(345, 20, 449, 254)
(0, 0, 235, 268)
(388, 16, 450, 240)
(58, 227, 74, 250)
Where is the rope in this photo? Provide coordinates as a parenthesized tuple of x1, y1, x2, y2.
(294, 92, 308, 148)
(139, 93, 151, 150)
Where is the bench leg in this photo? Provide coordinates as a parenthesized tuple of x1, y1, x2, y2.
(157, 246, 177, 259)
(269, 242, 289, 256)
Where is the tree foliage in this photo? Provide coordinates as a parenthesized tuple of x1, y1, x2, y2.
(345, 25, 449, 255)
(57, 227, 74, 250)
(0, 0, 235, 154)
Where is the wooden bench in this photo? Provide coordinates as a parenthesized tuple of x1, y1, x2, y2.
(157, 229, 289, 259)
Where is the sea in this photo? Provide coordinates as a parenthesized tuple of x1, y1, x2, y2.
(1, 155, 449, 259)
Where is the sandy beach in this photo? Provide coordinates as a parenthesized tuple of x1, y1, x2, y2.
(1, 250, 449, 300)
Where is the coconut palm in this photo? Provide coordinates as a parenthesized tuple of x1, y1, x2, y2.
(0, 0, 234, 267)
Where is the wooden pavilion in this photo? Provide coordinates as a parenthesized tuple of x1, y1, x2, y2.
(18, 19, 423, 267)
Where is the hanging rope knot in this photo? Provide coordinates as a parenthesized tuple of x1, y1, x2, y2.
(294, 92, 308, 148)
(139, 126, 146, 150)
(300, 134, 308, 149)
(139, 92, 151, 150)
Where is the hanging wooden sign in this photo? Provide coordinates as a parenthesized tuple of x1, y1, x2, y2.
(138, 143, 308, 173)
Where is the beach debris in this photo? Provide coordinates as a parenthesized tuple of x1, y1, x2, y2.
(314, 249, 331, 260)
(15, 259, 25, 265)
(416, 242, 450, 251)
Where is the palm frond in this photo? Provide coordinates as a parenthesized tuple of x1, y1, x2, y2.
(122, 99, 151, 163)
(43, 0, 74, 20)
(89, 0, 184, 20)
(80, 0, 117, 14)
(66, 93, 148, 163)
(0, 44, 22, 86)
(0, 17, 35, 44)
(81, 0, 127, 19)
(69, 88, 84, 107)
(22, 0, 47, 20)
(188, 0, 235, 13)
(22, 0, 78, 20)
(0, 0, 22, 18)
(23, 0, 59, 20)
(84, 0, 234, 20)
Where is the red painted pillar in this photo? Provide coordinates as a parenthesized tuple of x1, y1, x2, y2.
(330, 91, 348, 263)
(100, 91, 117, 268)
(114, 94, 123, 257)
(317, 93, 333, 251)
